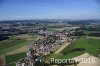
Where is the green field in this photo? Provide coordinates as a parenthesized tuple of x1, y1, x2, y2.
(8, 63, 16, 66)
(0, 35, 37, 54)
(3, 35, 44, 65)
(6, 52, 26, 64)
(61, 37, 100, 58)
(46, 36, 100, 62)
(47, 27, 64, 32)
(73, 37, 100, 56)
(0, 38, 26, 52)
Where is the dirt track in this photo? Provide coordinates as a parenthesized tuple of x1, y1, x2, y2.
(55, 42, 70, 54)
(55, 41, 100, 66)
(73, 53, 100, 66)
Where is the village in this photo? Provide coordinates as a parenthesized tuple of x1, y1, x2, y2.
(15, 30, 72, 66)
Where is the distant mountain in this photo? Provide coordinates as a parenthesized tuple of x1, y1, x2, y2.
(67, 20, 100, 25)
(0, 19, 99, 24)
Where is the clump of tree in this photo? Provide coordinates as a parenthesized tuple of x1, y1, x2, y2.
(0, 35, 9, 41)
(69, 48, 85, 53)
(71, 30, 84, 36)
(79, 26, 100, 31)
(88, 33, 100, 37)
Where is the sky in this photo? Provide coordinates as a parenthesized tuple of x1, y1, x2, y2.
(0, 0, 100, 20)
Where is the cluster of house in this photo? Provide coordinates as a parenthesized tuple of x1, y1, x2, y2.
(15, 58, 34, 66)
(38, 30, 54, 35)
(15, 31, 72, 66)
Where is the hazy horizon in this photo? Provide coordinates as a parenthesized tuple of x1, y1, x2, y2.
(0, 0, 100, 20)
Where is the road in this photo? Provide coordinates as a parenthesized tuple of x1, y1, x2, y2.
(55, 42, 70, 54)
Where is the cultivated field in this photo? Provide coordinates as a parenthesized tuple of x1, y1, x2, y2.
(59, 37, 100, 59)
(6, 52, 26, 64)
(4, 35, 44, 65)
(0, 34, 43, 55)
(0, 38, 26, 54)
(6, 35, 44, 55)
(46, 36, 100, 62)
